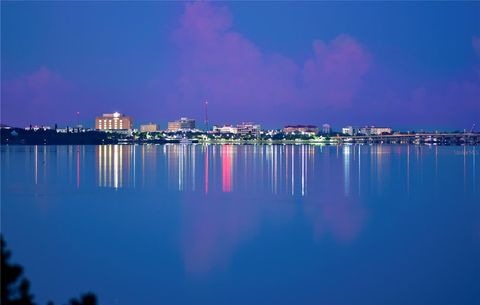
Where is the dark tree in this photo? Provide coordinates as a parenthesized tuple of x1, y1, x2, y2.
(1, 235, 97, 305)
(1, 236, 35, 305)
(69, 293, 97, 305)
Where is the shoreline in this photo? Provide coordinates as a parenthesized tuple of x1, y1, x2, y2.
(2, 127, 479, 145)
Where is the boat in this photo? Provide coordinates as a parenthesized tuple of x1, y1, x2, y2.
(180, 137, 192, 144)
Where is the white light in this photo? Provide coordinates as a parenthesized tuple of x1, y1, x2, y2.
(113, 112, 120, 118)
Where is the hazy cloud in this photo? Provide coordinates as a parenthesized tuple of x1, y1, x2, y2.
(1, 67, 74, 126)
(302, 35, 371, 108)
(169, 1, 371, 123)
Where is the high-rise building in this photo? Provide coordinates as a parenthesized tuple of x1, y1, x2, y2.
(140, 123, 158, 133)
(95, 112, 133, 131)
(167, 117, 196, 132)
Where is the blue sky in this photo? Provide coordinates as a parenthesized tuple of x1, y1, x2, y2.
(2, 1, 479, 130)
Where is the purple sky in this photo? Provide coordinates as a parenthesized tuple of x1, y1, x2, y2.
(1, 1, 479, 130)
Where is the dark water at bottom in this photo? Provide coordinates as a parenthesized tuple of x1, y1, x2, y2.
(1, 144, 479, 304)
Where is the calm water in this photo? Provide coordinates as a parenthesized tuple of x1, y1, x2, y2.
(1, 144, 479, 305)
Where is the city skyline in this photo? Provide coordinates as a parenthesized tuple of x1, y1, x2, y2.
(2, 1, 480, 130)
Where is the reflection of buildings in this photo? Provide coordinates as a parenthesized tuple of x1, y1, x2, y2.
(90, 144, 384, 197)
(166, 144, 197, 191)
(343, 146, 351, 196)
(222, 145, 233, 192)
(96, 145, 132, 188)
(95, 112, 133, 131)
(161, 144, 438, 198)
(162, 144, 316, 195)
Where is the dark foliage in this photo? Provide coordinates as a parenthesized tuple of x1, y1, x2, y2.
(0, 128, 120, 145)
(1, 237, 35, 305)
(1, 235, 97, 305)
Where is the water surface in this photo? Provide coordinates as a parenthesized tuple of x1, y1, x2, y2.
(1, 144, 479, 305)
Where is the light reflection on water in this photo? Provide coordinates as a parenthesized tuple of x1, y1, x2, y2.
(5, 143, 479, 204)
(88, 144, 325, 195)
(68, 144, 480, 196)
(6, 144, 479, 199)
(1, 144, 480, 305)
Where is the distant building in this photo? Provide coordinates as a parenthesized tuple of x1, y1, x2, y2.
(167, 117, 196, 132)
(96, 112, 133, 131)
(367, 126, 393, 135)
(357, 126, 392, 136)
(140, 123, 158, 133)
(342, 125, 392, 136)
(322, 124, 331, 134)
(25, 125, 52, 131)
(237, 122, 261, 136)
(283, 125, 318, 134)
(342, 126, 356, 136)
(213, 124, 238, 134)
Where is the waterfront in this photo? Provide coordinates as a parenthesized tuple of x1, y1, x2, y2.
(2, 127, 480, 146)
(1, 144, 479, 304)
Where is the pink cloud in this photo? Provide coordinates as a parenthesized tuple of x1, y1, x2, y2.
(302, 35, 371, 107)
(404, 35, 480, 120)
(1, 67, 74, 126)
(408, 80, 480, 119)
(168, 2, 371, 122)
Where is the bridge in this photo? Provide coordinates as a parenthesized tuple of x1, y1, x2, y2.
(336, 133, 480, 145)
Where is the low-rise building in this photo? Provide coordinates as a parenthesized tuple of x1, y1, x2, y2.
(342, 125, 392, 136)
(283, 125, 318, 134)
(25, 125, 52, 131)
(359, 126, 393, 136)
(96, 112, 133, 131)
(140, 123, 158, 133)
(167, 117, 196, 132)
(342, 126, 356, 136)
(369, 126, 393, 135)
(213, 124, 238, 134)
(237, 122, 261, 136)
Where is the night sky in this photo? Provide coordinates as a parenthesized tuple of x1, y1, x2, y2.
(1, 1, 479, 130)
